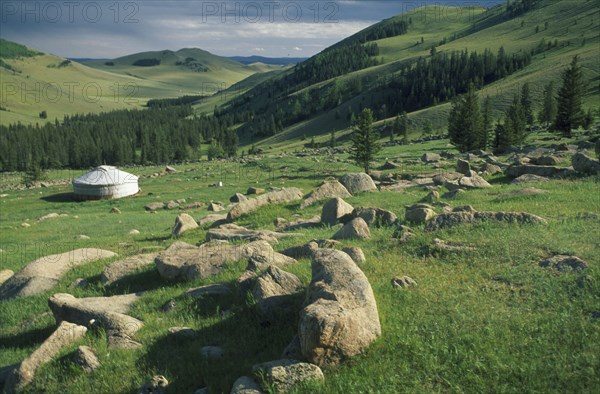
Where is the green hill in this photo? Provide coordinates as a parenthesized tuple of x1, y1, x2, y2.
(84, 47, 264, 89)
(0, 42, 283, 126)
(203, 0, 599, 150)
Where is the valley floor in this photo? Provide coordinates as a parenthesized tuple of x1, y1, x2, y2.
(0, 134, 599, 393)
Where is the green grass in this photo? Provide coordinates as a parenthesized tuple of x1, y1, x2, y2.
(1, 133, 599, 393)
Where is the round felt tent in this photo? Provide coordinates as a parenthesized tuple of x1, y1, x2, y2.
(72, 165, 139, 200)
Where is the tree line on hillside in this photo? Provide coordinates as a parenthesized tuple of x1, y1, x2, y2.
(225, 46, 532, 141)
(448, 56, 592, 153)
(215, 17, 410, 136)
(0, 106, 238, 171)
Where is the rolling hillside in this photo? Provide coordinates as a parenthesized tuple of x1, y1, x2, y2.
(0, 41, 284, 126)
(204, 0, 599, 150)
(83, 48, 272, 89)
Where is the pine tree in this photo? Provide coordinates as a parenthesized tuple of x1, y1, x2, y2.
(481, 96, 493, 149)
(448, 84, 483, 152)
(399, 112, 409, 144)
(423, 120, 433, 136)
(554, 55, 585, 137)
(223, 128, 238, 157)
(521, 82, 534, 125)
(505, 94, 527, 146)
(494, 121, 510, 153)
(350, 108, 381, 173)
(538, 81, 557, 124)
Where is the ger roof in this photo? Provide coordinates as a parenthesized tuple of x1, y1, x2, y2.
(72, 165, 138, 186)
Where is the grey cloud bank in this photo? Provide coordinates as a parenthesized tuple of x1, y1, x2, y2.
(0, 1, 501, 58)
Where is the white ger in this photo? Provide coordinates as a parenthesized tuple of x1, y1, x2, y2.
(72, 165, 139, 200)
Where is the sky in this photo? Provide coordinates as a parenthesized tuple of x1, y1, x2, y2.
(0, 1, 502, 59)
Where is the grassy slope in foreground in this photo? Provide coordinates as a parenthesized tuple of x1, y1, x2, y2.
(0, 134, 598, 393)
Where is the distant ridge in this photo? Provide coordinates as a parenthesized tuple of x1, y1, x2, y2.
(228, 56, 307, 65)
(70, 56, 306, 66)
(68, 58, 107, 63)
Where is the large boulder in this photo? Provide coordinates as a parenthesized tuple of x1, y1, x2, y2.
(172, 213, 199, 236)
(230, 193, 249, 203)
(155, 240, 295, 281)
(252, 359, 324, 393)
(300, 249, 381, 367)
(405, 204, 436, 224)
(456, 159, 471, 175)
(207, 202, 225, 212)
(480, 163, 502, 175)
(228, 188, 303, 221)
(342, 246, 366, 264)
(533, 156, 559, 166)
(321, 197, 354, 226)
(379, 160, 401, 170)
(144, 202, 165, 212)
(352, 207, 397, 227)
(0, 269, 14, 286)
(252, 266, 303, 315)
(421, 153, 441, 163)
(572, 152, 600, 174)
(197, 213, 228, 227)
(279, 239, 340, 260)
(300, 181, 351, 208)
(101, 253, 158, 287)
(511, 174, 550, 184)
(277, 216, 322, 232)
(338, 173, 377, 194)
(539, 255, 588, 273)
(458, 174, 492, 189)
(332, 217, 371, 240)
(230, 376, 264, 394)
(48, 293, 143, 349)
(425, 206, 547, 231)
(206, 223, 296, 244)
(138, 375, 168, 394)
(4, 321, 88, 393)
(72, 346, 101, 373)
(0, 248, 116, 300)
(505, 164, 573, 178)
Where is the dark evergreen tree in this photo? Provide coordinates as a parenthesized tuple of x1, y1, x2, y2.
(538, 81, 557, 124)
(521, 82, 534, 125)
(481, 96, 493, 149)
(448, 84, 483, 152)
(495, 94, 527, 152)
(350, 108, 380, 173)
(399, 112, 409, 144)
(554, 55, 585, 136)
(222, 128, 238, 157)
(423, 120, 433, 136)
(494, 122, 511, 153)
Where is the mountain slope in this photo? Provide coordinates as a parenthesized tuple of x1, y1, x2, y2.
(206, 0, 599, 149)
(228, 56, 307, 65)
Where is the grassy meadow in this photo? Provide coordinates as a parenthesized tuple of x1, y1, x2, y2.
(1, 133, 599, 393)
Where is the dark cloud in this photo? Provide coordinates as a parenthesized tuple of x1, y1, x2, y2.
(0, 1, 502, 58)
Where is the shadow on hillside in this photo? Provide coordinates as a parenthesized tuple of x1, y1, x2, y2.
(0, 324, 56, 349)
(40, 192, 75, 203)
(138, 286, 303, 393)
(101, 269, 169, 296)
(141, 235, 172, 243)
